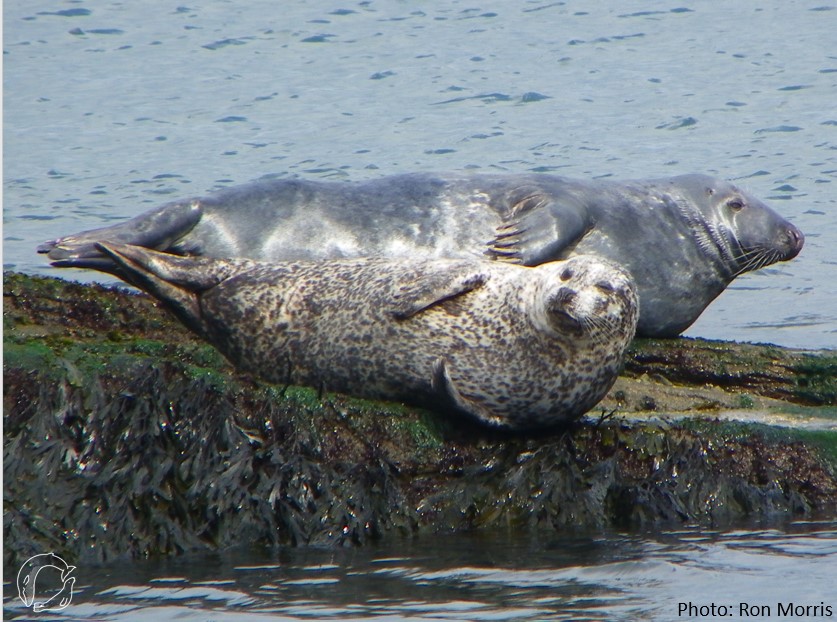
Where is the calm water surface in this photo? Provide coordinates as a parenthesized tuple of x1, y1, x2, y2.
(3, 522, 837, 621)
(3, 3, 836, 620)
(3, 0, 836, 348)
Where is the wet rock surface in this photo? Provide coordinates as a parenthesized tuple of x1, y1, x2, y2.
(4, 272, 836, 568)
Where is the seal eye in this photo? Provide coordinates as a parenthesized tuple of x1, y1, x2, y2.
(727, 198, 745, 212)
(595, 281, 615, 294)
(560, 267, 574, 281)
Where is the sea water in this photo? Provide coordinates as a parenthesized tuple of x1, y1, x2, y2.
(4, 522, 837, 621)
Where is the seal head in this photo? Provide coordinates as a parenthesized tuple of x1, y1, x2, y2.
(671, 174, 804, 275)
(432, 255, 638, 429)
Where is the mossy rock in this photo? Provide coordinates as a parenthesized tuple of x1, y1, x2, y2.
(3, 272, 836, 569)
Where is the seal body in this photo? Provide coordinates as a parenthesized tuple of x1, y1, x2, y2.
(40, 172, 803, 336)
(64, 244, 638, 430)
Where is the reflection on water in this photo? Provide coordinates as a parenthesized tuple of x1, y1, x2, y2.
(4, 522, 835, 621)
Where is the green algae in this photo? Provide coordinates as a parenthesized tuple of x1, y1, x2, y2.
(680, 417, 837, 474)
(792, 355, 837, 405)
(626, 336, 836, 406)
(403, 412, 447, 451)
(3, 341, 59, 374)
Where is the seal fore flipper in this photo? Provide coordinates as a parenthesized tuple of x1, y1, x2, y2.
(39, 199, 203, 261)
(488, 192, 589, 265)
(431, 358, 503, 427)
(389, 267, 489, 319)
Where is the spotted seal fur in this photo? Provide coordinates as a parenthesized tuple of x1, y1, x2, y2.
(58, 244, 639, 430)
(38, 172, 802, 336)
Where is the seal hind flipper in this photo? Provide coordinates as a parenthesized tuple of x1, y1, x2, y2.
(389, 266, 489, 319)
(91, 243, 256, 337)
(488, 193, 589, 265)
(39, 199, 203, 261)
(50, 254, 134, 275)
(431, 357, 503, 427)
(95, 243, 208, 335)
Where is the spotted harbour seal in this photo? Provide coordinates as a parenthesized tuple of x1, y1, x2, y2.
(57, 244, 639, 430)
(38, 172, 803, 337)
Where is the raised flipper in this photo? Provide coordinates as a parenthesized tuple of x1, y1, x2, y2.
(102, 243, 216, 334)
(430, 357, 503, 427)
(56, 243, 253, 337)
(487, 190, 590, 265)
(389, 264, 489, 320)
(38, 199, 203, 263)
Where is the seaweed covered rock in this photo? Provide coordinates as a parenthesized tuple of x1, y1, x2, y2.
(4, 272, 836, 569)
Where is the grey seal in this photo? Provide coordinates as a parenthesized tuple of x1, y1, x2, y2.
(38, 172, 803, 337)
(58, 244, 639, 430)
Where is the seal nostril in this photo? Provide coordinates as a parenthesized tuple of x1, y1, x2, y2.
(549, 287, 576, 311)
(786, 226, 804, 257)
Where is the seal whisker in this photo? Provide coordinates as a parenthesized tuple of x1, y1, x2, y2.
(737, 251, 772, 276)
(730, 245, 765, 269)
(750, 249, 782, 274)
(581, 315, 620, 345)
(731, 245, 782, 277)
